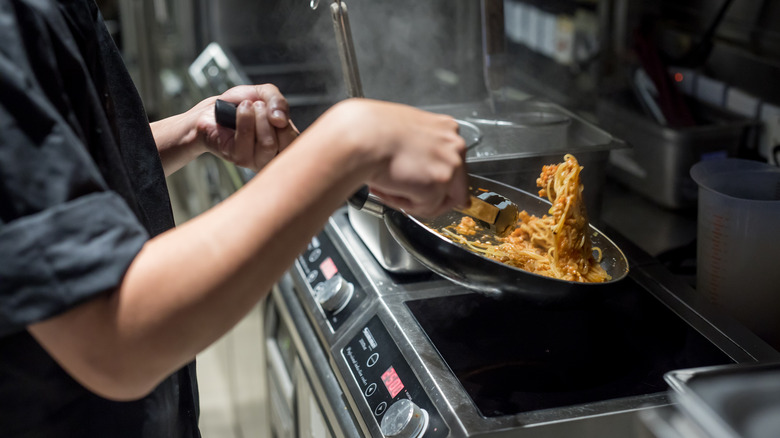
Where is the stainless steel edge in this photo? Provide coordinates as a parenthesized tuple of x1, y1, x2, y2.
(629, 263, 780, 363)
(279, 210, 780, 437)
(382, 288, 674, 435)
(324, 284, 679, 437)
(272, 278, 365, 437)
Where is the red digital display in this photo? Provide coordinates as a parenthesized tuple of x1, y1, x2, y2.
(381, 366, 405, 398)
(319, 257, 338, 280)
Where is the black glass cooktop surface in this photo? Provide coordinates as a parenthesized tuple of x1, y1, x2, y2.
(406, 277, 733, 417)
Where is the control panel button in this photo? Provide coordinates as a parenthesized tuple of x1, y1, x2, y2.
(314, 274, 354, 314)
(342, 316, 449, 437)
(374, 401, 388, 417)
(307, 248, 322, 263)
(380, 399, 429, 438)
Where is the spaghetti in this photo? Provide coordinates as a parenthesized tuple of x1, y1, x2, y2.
(438, 154, 610, 283)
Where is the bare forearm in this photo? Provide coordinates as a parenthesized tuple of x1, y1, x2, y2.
(150, 99, 212, 176)
(120, 128, 365, 374)
(29, 105, 371, 400)
(151, 86, 298, 176)
(28, 98, 466, 401)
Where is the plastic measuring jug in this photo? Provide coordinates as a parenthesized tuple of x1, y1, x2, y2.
(691, 158, 780, 349)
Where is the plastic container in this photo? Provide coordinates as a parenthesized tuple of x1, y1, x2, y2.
(691, 158, 780, 349)
(598, 91, 758, 209)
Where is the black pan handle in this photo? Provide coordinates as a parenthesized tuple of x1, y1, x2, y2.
(348, 185, 386, 218)
(348, 185, 370, 210)
(215, 99, 237, 130)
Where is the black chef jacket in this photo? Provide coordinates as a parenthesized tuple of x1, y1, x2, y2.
(0, 0, 200, 437)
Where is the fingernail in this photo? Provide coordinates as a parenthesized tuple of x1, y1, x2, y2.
(272, 110, 285, 119)
(254, 100, 265, 109)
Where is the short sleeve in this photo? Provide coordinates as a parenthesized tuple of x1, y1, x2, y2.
(0, 192, 149, 336)
(0, 3, 152, 336)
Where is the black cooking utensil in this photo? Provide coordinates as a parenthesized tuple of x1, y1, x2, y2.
(215, 99, 238, 129)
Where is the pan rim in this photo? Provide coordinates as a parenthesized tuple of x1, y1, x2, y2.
(394, 174, 629, 287)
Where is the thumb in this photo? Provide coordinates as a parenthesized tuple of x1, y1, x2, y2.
(276, 120, 300, 151)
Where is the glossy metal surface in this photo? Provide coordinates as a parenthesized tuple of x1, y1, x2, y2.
(664, 362, 780, 438)
(330, 0, 363, 99)
(379, 174, 630, 307)
(380, 399, 428, 438)
(280, 209, 779, 437)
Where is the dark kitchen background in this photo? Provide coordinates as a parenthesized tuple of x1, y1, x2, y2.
(94, 1, 780, 436)
(100, 0, 780, 213)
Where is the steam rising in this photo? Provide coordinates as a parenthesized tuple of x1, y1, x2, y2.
(208, 0, 485, 127)
(304, 0, 484, 106)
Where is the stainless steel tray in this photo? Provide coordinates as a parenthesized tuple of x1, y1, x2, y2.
(425, 98, 626, 224)
(597, 91, 759, 209)
(665, 362, 780, 438)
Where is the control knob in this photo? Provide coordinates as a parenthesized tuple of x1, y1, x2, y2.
(380, 399, 429, 438)
(315, 274, 354, 314)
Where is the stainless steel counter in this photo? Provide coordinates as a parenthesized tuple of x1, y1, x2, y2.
(601, 178, 698, 259)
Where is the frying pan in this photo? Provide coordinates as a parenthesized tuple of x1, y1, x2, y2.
(213, 100, 628, 306)
(349, 174, 629, 307)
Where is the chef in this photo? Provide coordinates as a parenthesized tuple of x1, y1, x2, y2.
(0, 0, 468, 436)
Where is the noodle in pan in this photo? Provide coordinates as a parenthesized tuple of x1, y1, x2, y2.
(437, 154, 610, 283)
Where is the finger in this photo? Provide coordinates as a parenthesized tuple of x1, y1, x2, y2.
(220, 84, 290, 128)
(369, 189, 415, 212)
(438, 124, 469, 209)
(448, 165, 470, 209)
(253, 84, 290, 129)
(232, 100, 256, 163)
(253, 100, 280, 167)
(372, 188, 445, 219)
